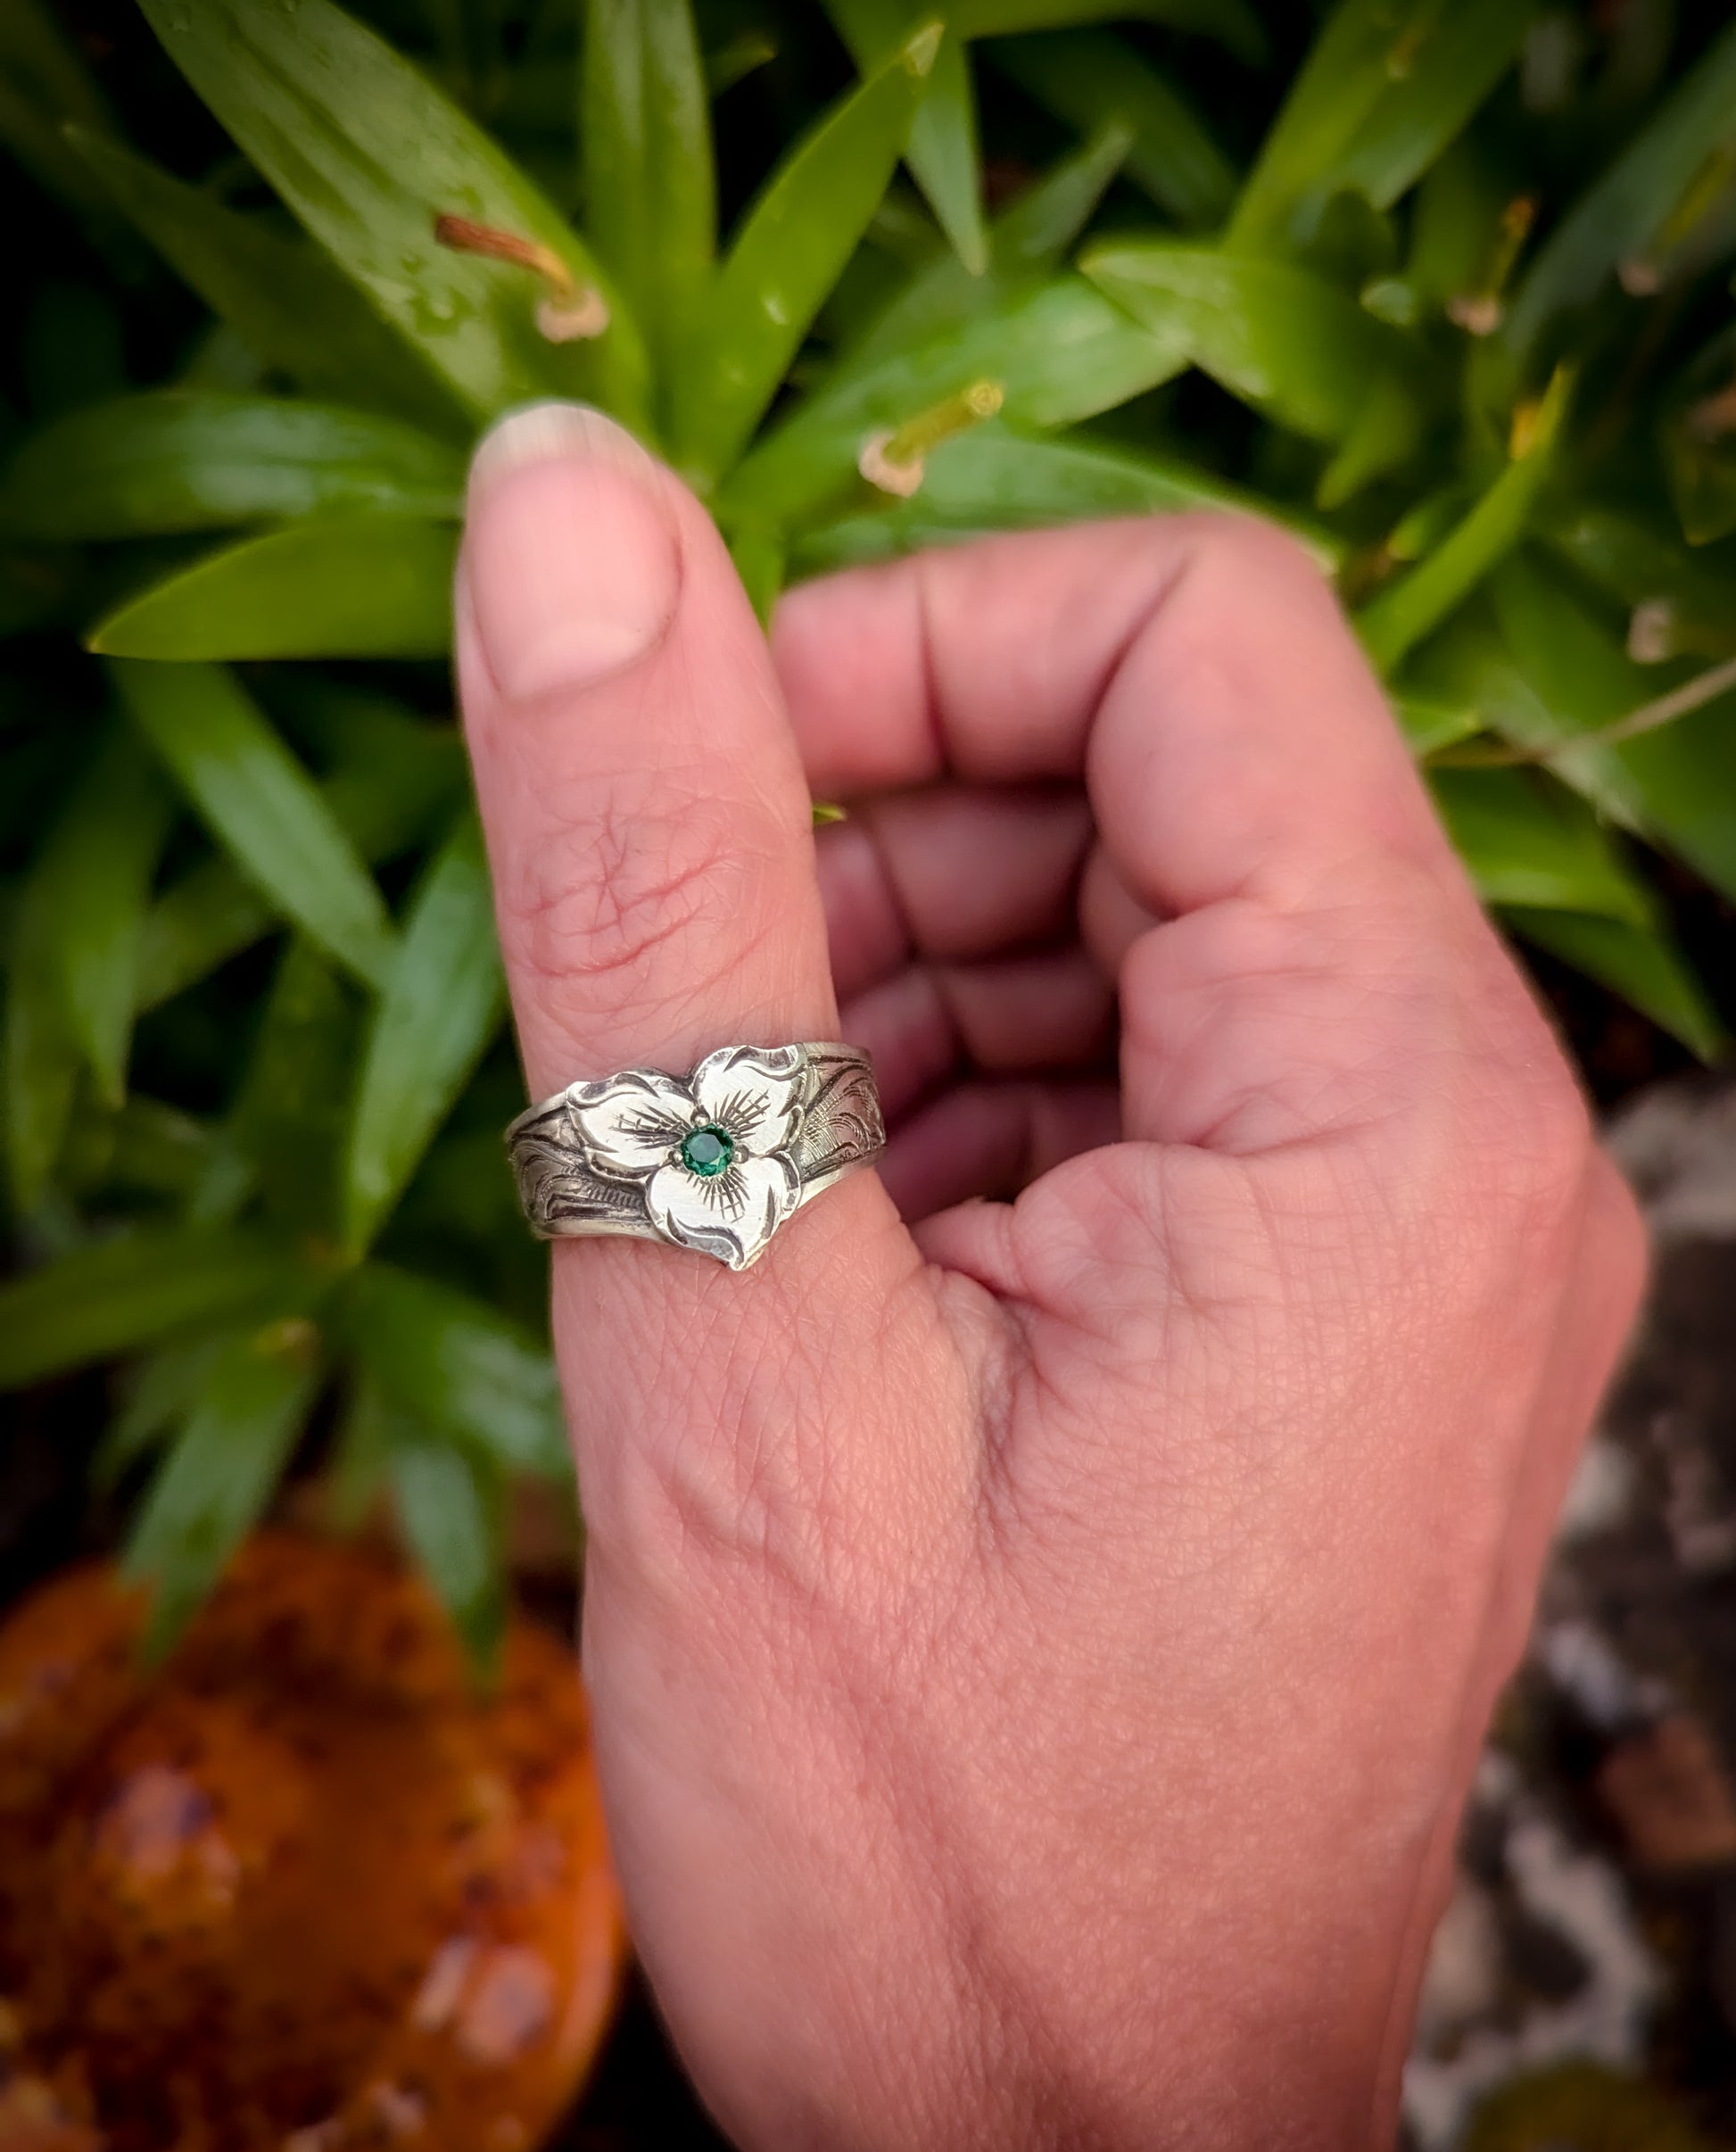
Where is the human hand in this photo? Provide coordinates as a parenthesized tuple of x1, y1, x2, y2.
(454, 402, 1645, 2151)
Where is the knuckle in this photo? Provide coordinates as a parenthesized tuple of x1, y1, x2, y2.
(501, 777, 780, 1025)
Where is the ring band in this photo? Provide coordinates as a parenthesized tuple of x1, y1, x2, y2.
(506, 1041, 885, 1271)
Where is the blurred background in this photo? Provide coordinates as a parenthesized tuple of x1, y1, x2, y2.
(3, 0, 1736, 2144)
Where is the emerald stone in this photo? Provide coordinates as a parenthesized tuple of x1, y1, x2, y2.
(679, 1124, 734, 1179)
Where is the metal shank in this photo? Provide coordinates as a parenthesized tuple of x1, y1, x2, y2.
(505, 1041, 885, 1271)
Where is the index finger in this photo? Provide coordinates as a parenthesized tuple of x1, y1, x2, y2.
(773, 517, 1564, 1158)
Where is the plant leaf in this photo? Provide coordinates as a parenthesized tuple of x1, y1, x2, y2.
(390, 1432, 506, 1670)
(583, 0, 715, 377)
(69, 131, 466, 435)
(0, 1227, 302, 1390)
(955, 0, 1266, 66)
(827, 0, 987, 274)
(0, 0, 119, 223)
(226, 939, 362, 1239)
(1229, 0, 1534, 250)
(3, 896, 79, 1212)
(791, 421, 1341, 575)
(724, 276, 1190, 527)
(89, 516, 459, 662)
(136, 0, 647, 424)
(0, 392, 466, 541)
(126, 1318, 323, 1657)
(33, 724, 177, 1105)
(1544, 504, 1736, 660)
(1082, 239, 1421, 451)
(671, 26, 938, 475)
(344, 809, 506, 1255)
(112, 659, 396, 989)
(989, 31, 1236, 228)
(1502, 907, 1725, 1063)
(339, 1262, 567, 1477)
(1359, 366, 1571, 674)
(1429, 766, 1655, 924)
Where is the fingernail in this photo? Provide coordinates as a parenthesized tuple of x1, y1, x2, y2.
(464, 401, 679, 703)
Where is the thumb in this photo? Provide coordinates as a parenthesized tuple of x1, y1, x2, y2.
(454, 402, 952, 1553)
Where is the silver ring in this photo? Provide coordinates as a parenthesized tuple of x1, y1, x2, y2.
(506, 1041, 885, 1271)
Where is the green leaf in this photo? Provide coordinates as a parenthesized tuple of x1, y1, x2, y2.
(1429, 766, 1655, 923)
(344, 810, 505, 1255)
(390, 1432, 506, 1669)
(0, 392, 466, 542)
(89, 515, 459, 662)
(227, 939, 363, 1239)
(828, 0, 987, 274)
(791, 421, 1342, 575)
(1359, 366, 1571, 674)
(1498, 17, 1736, 381)
(1490, 553, 1736, 909)
(728, 526, 787, 629)
(1660, 325, 1736, 548)
(96, 1331, 229, 1489)
(136, 0, 647, 425)
(70, 131, 465, 435)
(0, 0, 118, 223)
(583, 0, 715, 376)
(1503, 907, 1726, 1063)
(1082, 240, 1421, 452)
(112, 660, 396, 989)
(0, 1227, 302, 1391)
(3, 900, 79, 1213)
(126, 1318, 323, 1657)
(31, 724, 177, 1105)
(955, 0, 1267, 66)
(1393, 695, 1483, 759)
(1229, 0, 1534, 250)
(671, 26, 938, 475)
(845, 120, 1131, 369)
(340, 1262, 567, 1477)
(989, 31, 1236, 228)
(724, 275, 1190, 527)
(1544, 504, 1736, 660)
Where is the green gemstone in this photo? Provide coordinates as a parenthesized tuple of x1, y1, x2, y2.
(679, 1124, 734, 1179)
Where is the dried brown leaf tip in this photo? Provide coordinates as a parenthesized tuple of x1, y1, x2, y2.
(434, 214, 610, 343)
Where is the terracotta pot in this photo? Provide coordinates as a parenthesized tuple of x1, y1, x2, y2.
(0, 1530, 625, 2151)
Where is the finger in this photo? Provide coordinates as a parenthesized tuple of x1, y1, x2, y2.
(841, 951, 1116, 1118)
(775, 517, 1515, 1157)
(817, 785, 1091, 999)
(880, 1080, 1122, 1221)
(454, 403, 965, 1553)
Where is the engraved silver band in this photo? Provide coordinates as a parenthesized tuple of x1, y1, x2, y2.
(506, 1041, 885, 1271)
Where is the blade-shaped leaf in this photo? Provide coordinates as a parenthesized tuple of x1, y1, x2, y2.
(989, 31, 1236, 228)
(1, 392, 466, 541)
(955, 0, 1266, 65)
(1230, 0, 1534, 249)
(1503, 907, 1725, 1063)
(1544, 504, 1736, 660)
(0, 1227, 302, 1391)
(1083, 239, 1421, 450)
(89, 516, 459, 663)
(390, 1430, 506, 1669)
(583, 0, 715, 375)
(344, 809, 506, 1254)
(1498, 17, 1736, 381)
(112, 659, 396, 989)
(32, 724, 176, 1105)
(1430, 766, 1655, 924)
(227, 939, 362, 1239)
(671, 27, 938, 475)
(3, 902, 79, 1212)
(828, 0, 987, 274)
(724, 275, 1191, 527)
(845, 120, 1131, 369)
(136, 0, 647, 424)
(0, 0, 118, 223)
(126, 1318, 322, 1657)
(1359, 366, 1571, 674)
(791, 421, 1341, 575)
(69, 131, 466, 436)
(340, 1262, 567, 1477)
(96, 1332, 229, 1490)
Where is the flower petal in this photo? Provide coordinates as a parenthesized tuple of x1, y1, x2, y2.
(572, 1070, 696, 1178)
(647, 1152, 799, 1269)
(690, 1045, 804, 1160)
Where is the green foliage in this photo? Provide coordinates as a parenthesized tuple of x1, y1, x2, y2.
(4, 0, 1736, 1650)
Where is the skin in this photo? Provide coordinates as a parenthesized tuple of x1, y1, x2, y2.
(454, 401, 1647, 2152)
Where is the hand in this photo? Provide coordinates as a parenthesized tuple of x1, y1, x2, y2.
(454, 402, 1645, 2151)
